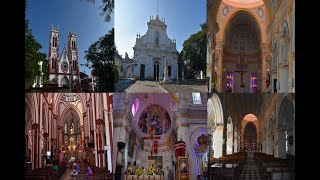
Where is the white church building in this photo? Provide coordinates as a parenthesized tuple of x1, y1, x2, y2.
(130, 14, 178, 81)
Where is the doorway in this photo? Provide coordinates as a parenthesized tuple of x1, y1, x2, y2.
(140, 64, 145, 79)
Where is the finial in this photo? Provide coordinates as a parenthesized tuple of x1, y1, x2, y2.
(157, 0, 159, 16)
(137, 33, 138, 38)
(58, 25, 59, 30)
(51, 24, 53, 29)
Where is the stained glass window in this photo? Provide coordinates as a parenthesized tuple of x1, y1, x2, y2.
(250, 73, 258, 93)
(226, 72, 233, 92)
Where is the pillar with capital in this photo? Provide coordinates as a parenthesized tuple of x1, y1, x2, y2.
(214, 41, 223, 92)
(32, 123, 40, 170)
(288, 7, 294, 93)
(261, 43, 271, 93)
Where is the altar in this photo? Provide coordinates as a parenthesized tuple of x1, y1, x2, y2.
(125, 175, 162, 180)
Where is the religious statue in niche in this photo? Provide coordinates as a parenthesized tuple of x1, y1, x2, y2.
(238, 49, 247, 64)
(70, 123, 74, 135)
(138, 104, 171, 135)
(266, 71, 270, 89)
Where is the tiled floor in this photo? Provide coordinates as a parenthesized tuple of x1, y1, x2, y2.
(58, 168, 73, 180)
(239, 152, 264, 180)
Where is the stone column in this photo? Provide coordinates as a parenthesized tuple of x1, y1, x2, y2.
(92, 94, 99, 166)
(267, 134, 274, 155)
(215, 41, 223, 92)
(277, 129, 286, 159)
(103, 93, 112, 171)
(288, 8, 294, 93)
(233, 129, 238, 153)
(206, 40, 213, 92)
(32, 123, 40, 170)
(214, 124, 224, 158)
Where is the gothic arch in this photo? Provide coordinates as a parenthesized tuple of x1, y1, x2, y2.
(60, 76, 69, 87)
(60, 104, 84, 127)
(240, 113, 260, 150)
(277, 96, 294, 130)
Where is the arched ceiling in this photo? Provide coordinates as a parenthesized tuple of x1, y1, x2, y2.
(223, 0, 264, 8)
(224, 12, 261, 53)
(218, 93, 263, 126)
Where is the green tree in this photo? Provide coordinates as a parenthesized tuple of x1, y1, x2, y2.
(114, 62, 120, 82)
(182, 23, 207, 78)
(25, 0, 46, 86)
(85, 28, 115, 91)
(85, 0, 114, 22)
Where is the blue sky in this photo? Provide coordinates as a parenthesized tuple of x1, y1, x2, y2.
(26, 0, 114, 76)
(115, 0, 206, 58)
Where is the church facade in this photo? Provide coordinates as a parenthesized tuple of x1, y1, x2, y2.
(206, 0, 295, 93)
(48, 26, 80, 88)
(131, 15, 178, 81)
(113, 93, 207, 180)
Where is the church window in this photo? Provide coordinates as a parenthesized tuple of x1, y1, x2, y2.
(192, 92, 201, 104)
(250, 73, 258, 93)
(131, 97, 139, 117)
(285, 131, 289, 152)
(64, 123, 67, 133)
(155, 32, 159, 45)
(226, 72, 233, 92)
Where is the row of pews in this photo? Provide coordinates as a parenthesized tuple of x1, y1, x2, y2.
(75, 166, 114, 179)
(254, 152, 295, 180)
(209, 152, 247, 180)
(25, 163, 66, 180)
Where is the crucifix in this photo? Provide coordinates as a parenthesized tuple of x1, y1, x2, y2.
(143, 127, 159, 157)
(234, 69, 247, 88)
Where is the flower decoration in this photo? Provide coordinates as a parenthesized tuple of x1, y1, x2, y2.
(146, 167, 154, 175)
(135, 168, 143, 175)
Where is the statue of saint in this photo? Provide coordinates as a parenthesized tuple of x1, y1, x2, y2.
(238, 50, 247, 64)
(70, 123, 74, 135)
(238, 44, 247, 64)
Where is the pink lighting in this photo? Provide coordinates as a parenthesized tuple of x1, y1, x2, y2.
(223, 0, 264, 8)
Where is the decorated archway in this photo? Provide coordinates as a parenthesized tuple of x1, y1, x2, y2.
(207, 94, 224, 158)
(241, 113, 260, 150)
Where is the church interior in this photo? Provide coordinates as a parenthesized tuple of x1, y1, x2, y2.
(207, 93, 295, 179)
(206, 0, 295, 93)
(112, 93, 208, 180)
(25, 93, 114, 179)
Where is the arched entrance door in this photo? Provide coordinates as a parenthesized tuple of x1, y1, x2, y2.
(61, 76, 69, 87)
(154, 60, 160, 81)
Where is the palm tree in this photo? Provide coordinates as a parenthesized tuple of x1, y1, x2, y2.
(85, 0, 114, 22)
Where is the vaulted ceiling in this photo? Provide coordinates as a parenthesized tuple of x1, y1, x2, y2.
(217, 93, 273, 127)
